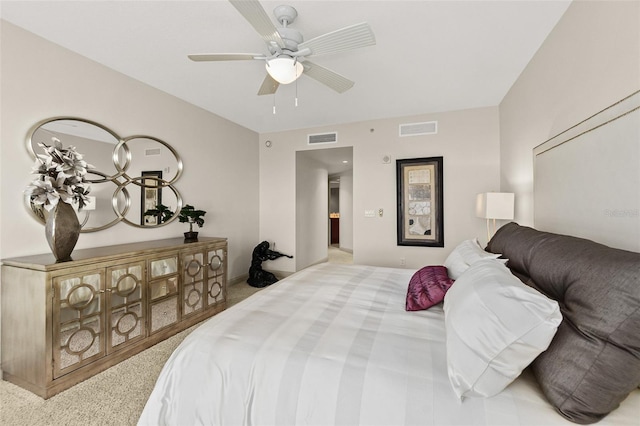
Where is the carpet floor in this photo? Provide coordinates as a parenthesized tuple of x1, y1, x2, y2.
(0, 248, 352, 425)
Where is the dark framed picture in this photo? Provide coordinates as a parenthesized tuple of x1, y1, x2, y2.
(141, 170, 163, 226)
(396, 157, 444, 247)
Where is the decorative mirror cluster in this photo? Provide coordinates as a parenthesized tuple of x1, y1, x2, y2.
(26, 117, 183, 232)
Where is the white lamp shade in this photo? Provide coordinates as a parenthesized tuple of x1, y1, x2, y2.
(476, 193, 514, 220)
(265, 57, 304, 84)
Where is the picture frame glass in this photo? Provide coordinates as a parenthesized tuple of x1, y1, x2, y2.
(396, 157, 444, 247)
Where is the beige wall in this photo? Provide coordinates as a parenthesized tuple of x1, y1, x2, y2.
(499, 0, 640, 226)
(295, 153, 329, 269)
(0, 21, 260, 280)
(339, 170, 354, 252)
(260, 107, 501, 272)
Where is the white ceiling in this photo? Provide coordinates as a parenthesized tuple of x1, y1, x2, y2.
(1, 0, 571, 134)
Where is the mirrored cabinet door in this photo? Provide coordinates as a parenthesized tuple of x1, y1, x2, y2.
(149, 257, 178, 278)
(107, 261, 146, 351)
(148, 256, 180, 334)
(53, 271, 106, 378)
(149, 295, 179, 334)
(207, 248, 226, 307)
(182, 251, 206, 317)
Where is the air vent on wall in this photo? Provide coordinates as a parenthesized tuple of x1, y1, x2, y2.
(308, 132, 338, 145)
(399, 121, 438, 137)
(145, 148, 161, 156)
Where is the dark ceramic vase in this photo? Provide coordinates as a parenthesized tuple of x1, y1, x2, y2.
(45, 201, 81, 262)
(184, 231, 199, 243)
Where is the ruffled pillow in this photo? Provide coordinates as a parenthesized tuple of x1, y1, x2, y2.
(405, 265, 454, 311)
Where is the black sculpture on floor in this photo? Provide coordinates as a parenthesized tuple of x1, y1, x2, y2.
(247, 241, 293, 288)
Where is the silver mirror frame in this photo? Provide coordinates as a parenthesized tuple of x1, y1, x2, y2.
(26, 117, 183, 232)
(113, 176, 183, 229)
(115, 135, 184, 186)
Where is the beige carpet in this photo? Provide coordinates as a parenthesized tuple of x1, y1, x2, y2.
(0, 283, 263, 426)
(328, 245, 353, 264)
(0, 250, 351, 426)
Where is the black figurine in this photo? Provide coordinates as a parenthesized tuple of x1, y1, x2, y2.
(247, 241, 293, 288)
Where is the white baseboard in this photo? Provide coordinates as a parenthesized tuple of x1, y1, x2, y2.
(264, 269, 294, 280)
(228, 274, 249, 286)
(311, 257, 329, 267)
(228, 270, 293, 286)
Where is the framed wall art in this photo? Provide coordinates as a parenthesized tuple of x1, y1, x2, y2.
(396, 157, 444, 247)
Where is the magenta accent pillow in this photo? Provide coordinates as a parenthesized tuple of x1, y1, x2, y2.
(405, 265, 454, 311)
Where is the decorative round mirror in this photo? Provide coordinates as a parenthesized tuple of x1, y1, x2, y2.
(113, 136, 183, 228)
(26, 117, 183, 232)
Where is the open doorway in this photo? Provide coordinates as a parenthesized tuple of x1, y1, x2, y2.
(328, 170, 353, 264)
(295, 147, 353, 268)
(329, 176, 340, 245)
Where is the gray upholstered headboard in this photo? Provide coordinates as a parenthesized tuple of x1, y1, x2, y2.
(533, 91, 639, 252)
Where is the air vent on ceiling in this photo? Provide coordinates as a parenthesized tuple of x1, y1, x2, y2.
(399, 121, 438, 137)
(145, 148, 161, 156)
(308, 132, 338, 145)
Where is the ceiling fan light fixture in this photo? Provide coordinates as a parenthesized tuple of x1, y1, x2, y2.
(266, 57, 303, 84)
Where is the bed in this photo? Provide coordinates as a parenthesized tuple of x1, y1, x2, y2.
(139, 227, 640, 425)
(139, 89, 640, 424)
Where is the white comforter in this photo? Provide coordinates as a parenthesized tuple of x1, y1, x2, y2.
(139, 263, 640, 425)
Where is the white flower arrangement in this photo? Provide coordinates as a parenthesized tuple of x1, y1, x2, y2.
(25, 137, 93, 211)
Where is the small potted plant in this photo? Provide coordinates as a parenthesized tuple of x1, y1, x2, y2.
(179, 204, 206, 242)
(143, 203, 174, 225)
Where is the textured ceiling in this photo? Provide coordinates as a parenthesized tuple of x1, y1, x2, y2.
(0, 0, 571, 133)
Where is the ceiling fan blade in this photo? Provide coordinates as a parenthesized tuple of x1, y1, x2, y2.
(298, 22, 375, 57)
(188, 53, 265, 62)
(257, 74, 280, 96)
(303, 61, 355, 93)
(228, 0, 285, 49)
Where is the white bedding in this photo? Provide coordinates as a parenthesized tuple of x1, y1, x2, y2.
(139, 263, 640, 425)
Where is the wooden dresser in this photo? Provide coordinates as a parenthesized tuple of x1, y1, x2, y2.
(1, 237, 227, 398)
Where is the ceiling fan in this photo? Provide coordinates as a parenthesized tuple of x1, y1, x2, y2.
(188, 0, 376, 95)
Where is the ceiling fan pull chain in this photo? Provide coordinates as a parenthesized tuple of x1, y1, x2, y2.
(273, 94, 277, 115)
(295, 78, 299, 107)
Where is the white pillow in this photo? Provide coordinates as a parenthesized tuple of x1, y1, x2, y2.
(443, 259, 562, 399)
(443, 238, 501, 280)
